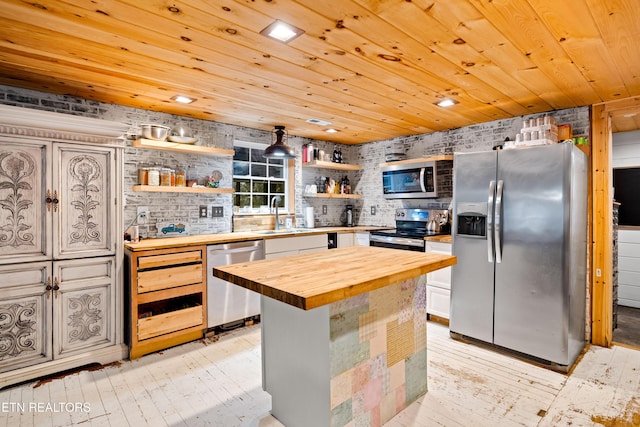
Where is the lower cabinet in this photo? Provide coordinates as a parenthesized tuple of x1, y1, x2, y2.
(425, 241, 452, 319)
(337, 232, 354, 248)
(125, 246, 207, 359)
(354, 232, 370, 246)
(0, 257, 124, 388)
(265, 234, 328, 259)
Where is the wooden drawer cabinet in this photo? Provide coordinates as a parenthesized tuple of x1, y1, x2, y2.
(137, 264, 202, 293)
(138, 306, 204, 341)
(125, 245, 207, 359)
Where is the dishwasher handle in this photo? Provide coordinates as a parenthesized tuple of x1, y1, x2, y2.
(208, 245, 262, 256)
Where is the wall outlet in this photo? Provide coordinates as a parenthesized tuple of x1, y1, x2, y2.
(322, 205, 327, 215)
(199, 205, 208, 218)
(136, 206, 149, 225)
(211, 206, 224, 217)
(371, 206, 376, 215)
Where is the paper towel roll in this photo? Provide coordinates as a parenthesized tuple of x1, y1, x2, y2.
(305, 206, 315, 229)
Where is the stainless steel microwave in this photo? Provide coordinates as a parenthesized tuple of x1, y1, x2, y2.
(382, 160, 438, 199)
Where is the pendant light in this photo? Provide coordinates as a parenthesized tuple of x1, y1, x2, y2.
(264, 125, 296, 159)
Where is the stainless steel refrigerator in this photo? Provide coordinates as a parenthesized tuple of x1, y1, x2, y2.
(450, 143, 587, 368)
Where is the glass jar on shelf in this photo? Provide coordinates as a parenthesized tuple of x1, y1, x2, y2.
(160, 167, 172, 186)
(186, 165, 197, 187)
(147, 165, 161, 186)
(175, 166, 186, 187)
(137, 162, 149, 185)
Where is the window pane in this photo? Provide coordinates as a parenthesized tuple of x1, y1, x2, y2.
(251, 147, 266, 162)
(233, 178, 250, 192)
(234, 194, 251, 208)
(270, 181, 285, 193)
(234, 146, 249, 161)
(252, 180, 268, 193)
(251, 164, 267, 177)
(252, 195, 268, 208)
(269, 158, 284, 165)
(233, 161, 249, 176)
(269, 165, 283, 178)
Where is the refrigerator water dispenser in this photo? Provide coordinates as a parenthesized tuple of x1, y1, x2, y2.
(456, 202, 488, 238)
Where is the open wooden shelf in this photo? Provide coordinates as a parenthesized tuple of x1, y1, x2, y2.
(133, 138, 234, 157)
(133, 185, 234, 194)
(303, 193, 362, 199)
(302, 160, 362, 171)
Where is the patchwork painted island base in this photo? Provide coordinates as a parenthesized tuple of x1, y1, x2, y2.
(262, 276, 427, 427)
(212, 246, 456, 427)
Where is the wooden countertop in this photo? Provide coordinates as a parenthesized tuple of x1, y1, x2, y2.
(213, 246, 456, 310)
(124, 226, 387, 251)
(424, 234, 452, 243)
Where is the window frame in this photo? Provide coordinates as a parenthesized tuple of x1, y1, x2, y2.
(232, 139, 294, 214)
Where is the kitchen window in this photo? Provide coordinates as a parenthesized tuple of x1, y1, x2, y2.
(233, 140, 290, 213)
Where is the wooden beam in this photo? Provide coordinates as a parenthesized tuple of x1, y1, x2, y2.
(590, 103, 613, 347)
(590, 96, 640, 347)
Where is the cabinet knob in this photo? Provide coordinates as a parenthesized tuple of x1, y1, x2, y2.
(53, 277, 60, 297)
(45, 277, 52, 298)
(46, 190, 53, 212)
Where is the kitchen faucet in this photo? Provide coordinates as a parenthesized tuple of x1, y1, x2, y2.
(270, 196, 282, 230)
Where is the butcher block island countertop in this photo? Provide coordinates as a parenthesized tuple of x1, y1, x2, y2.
(212, 245, 456, 310)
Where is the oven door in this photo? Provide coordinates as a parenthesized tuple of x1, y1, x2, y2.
(369, 234, 425, 252)
(382, 161, 437, 199)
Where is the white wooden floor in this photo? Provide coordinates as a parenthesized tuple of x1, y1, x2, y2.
(1, 322, 639, 427)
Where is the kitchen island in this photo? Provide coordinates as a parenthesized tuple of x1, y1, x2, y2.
(213, 246, 456, 427)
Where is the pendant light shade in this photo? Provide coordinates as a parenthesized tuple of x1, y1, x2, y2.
(264, 125, 296, 159)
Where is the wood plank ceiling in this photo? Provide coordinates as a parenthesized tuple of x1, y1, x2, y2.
(0, 0, 639, 143)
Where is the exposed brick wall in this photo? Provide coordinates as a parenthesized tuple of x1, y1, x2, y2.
(0, 85, 590, 233)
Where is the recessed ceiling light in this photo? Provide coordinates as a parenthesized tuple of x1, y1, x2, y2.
(171, 95, 196, 104)
(260, 20, 304, 43)
(435, 98, 458, 108)
(306, 118, 332, 126)
(325, 128, 339, 133)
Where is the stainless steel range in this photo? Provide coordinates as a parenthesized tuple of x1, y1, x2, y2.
(370, 208, 450, 251)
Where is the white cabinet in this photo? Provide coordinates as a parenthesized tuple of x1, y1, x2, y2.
(0, 261, 52, 373)
(425, 241, 452, 319)
(337, 233, 354, 248)
(0, 105, 127, 388)
(265, 234, 327, 259)
(355, 232, 370, 246)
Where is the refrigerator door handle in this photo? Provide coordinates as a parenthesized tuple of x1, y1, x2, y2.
(495, 179, 504, 263)
(487, 180, 496, 263)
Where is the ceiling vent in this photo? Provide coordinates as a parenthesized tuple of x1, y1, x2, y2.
(306, 118, 332, 126)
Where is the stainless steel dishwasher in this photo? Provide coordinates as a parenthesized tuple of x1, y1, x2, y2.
(207, 240, 264, 329)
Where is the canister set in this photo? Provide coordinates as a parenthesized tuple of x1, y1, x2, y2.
(138, 163, 189, 187)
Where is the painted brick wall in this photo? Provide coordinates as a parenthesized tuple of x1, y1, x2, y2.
(0, 85, 590, 233)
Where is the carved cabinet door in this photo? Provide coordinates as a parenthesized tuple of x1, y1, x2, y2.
(53, 144, 116, 259)
(52, 256, 116, 358)
(0, 262, 53, 373)
(0, 137, 52, 264)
